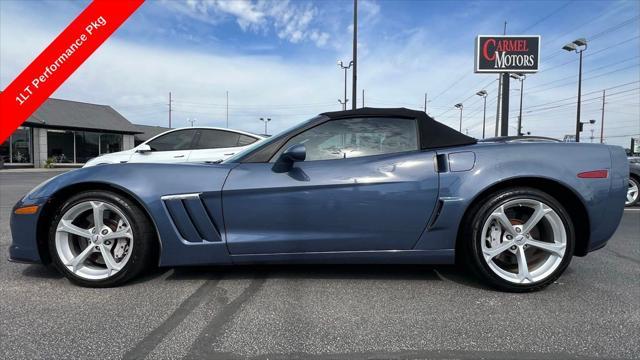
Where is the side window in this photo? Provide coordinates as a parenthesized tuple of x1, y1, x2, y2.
(195, 130, 240, 149)
(238, 134, 258, 146)
(272, 117, 418, 162)
(147, 129, 197, 151)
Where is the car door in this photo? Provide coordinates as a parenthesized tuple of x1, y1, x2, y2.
(222, 117, 439, 254)
(188, 130, 259, 163)
(128, 129, 196, 164)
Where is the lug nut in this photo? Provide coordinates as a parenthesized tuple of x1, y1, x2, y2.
(104, 240, 111, 246)
(101, 229, 109, 235)
(94, 246, 100, 251)
(506, 235, 513, 240)
(515, 228, 521, 233)
(510, 245, 516, 250)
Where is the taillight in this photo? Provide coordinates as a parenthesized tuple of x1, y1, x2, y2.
(577, 170, 608, 179)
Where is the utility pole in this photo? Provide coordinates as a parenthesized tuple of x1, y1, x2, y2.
(362, 89, 365, 108)
(226, 91, 229, 128)
(188, 118, 196, 127)
(600, 90, 606, 143)
(351, 0, 358, 110)
(424, 93, 428, 113)
(495, 21, 507, 136)
(168, 92, 172, 128)
(455, 103, 463, 132)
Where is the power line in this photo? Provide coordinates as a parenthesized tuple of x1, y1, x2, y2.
(527, 55, 640, 90)
(519, 0, 573, 33)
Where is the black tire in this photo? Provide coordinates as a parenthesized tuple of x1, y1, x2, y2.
(48, 191, 155, 287)
(626, 176, 639, 207)
(461, 187, 575, 292)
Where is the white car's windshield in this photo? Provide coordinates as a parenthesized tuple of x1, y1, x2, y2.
(223, 116, 323, 163)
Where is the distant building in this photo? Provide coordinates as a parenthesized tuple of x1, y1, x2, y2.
(1, 97, 142, 168)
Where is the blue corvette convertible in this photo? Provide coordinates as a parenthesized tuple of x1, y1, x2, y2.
(9, 108, 629, 292)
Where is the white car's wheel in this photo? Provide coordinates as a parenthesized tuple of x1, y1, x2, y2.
(626, 177, 639, 207)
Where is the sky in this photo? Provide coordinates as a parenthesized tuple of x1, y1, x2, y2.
(1, 0, 639, 147)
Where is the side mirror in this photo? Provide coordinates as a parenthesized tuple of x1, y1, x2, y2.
(272, 144, 306, 173)
(135, 144, 152, 153)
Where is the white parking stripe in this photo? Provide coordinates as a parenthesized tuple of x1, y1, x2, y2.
(624, 208, 640, 211)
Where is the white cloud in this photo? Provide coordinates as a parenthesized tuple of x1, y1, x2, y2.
(167, 0, 331, 47)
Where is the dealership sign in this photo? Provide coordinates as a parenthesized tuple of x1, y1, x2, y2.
(475, 35, 540, 73)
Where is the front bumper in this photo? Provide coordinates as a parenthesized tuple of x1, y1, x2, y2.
(9, 197, 49, 264)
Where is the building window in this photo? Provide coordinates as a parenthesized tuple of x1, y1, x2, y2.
(0, 127, 32, 164)
(100, 133, 122, 154)
(75, 131, 100, 163)
(47, 130, 123, 164)
(47, 130, 75, 163)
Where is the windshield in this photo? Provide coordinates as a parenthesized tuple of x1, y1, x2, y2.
(224, 115, 324, 163)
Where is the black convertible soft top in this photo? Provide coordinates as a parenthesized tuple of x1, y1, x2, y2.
(321, 107, 477, 149)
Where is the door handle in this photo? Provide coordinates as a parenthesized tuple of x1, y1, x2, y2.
(224, 153, 235, 156)
(174, 155, 185, 158)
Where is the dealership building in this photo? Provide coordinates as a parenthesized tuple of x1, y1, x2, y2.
(0, 97, 167, 168)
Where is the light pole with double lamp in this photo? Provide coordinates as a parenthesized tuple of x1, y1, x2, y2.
(455, 103, 463, 132)
(475, 90, 488, 139)
(259, 117, 271, 135)
(562, 38, 588, 142)
(338, 60, 353, 110)
(510, 73, 526, 136)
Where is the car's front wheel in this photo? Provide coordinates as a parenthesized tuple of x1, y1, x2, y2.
(463, 187, 575, 292)
(626, 177, 639, 207)
(48, 191, 155, 287)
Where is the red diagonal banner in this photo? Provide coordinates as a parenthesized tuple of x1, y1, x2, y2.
(0, 0, 144, 143)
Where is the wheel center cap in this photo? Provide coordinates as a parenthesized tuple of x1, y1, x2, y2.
(514, 235, 526, 245)
(92, 234, 103, 245)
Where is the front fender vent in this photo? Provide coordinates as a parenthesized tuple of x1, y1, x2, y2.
(161, 193, 222, 243)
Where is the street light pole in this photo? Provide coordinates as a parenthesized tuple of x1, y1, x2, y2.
(476, 90, 488, 139)
(338, 60, 353, 110)
(576, 49, 584, 142)
(510, 74, 526, 136)
(259, 117, 271, 135)
(455, 103, 463, 132)
(563, 38, 588, 142)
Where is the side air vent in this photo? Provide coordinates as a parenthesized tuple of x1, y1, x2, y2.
(435, 154, 448, 173)
(161, 193, 222, 243)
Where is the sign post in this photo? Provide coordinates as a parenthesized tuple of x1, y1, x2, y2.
(475, 35, 540, 136)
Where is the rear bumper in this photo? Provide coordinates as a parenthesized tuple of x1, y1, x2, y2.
(584, 146, 629, 253)
(8, 197, 48, 264)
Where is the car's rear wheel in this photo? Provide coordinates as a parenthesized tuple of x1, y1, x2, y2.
(48, 191, 155, 287)
(463, 187, 575, 292)
(626, 177, 639, 207)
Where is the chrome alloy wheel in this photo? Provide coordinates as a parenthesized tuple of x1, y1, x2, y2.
(627, 179, 639, 206)
(480, 199, 567, 284)
(55, 201, 133, 280)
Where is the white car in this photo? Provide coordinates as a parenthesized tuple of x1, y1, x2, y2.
(83, 127, 263, 167)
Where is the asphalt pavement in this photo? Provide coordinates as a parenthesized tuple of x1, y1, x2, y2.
(0, 170, 638, 360)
